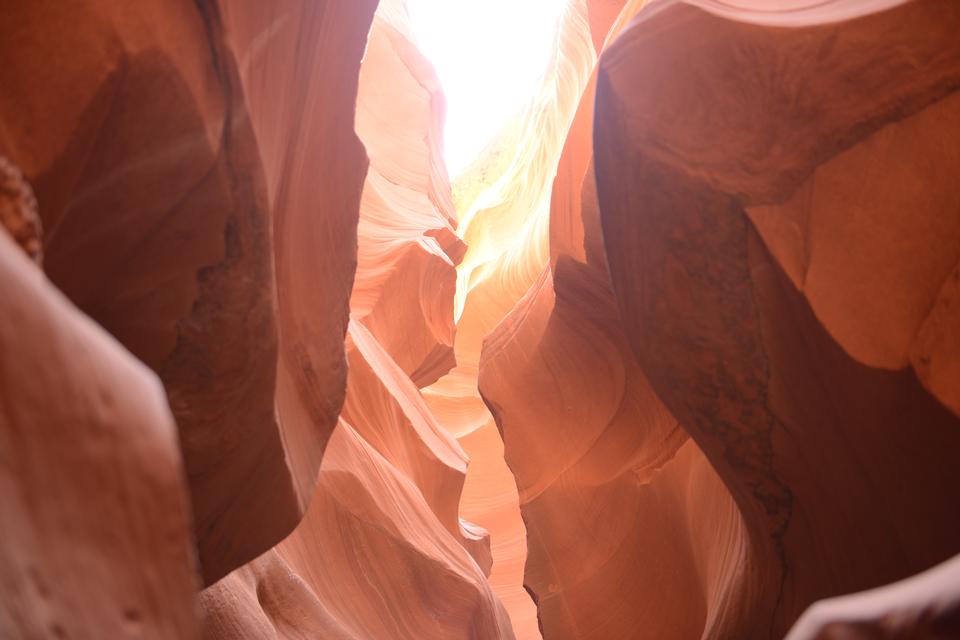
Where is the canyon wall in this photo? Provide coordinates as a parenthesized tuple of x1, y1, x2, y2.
(422, 4, 597, 637)
(480, 2, 759, 638)
(595, 2, 960, 635)
(3, 0, 960, 639)
(481, 0, 960, 639)
(201, 1, 515, 638)
(0, 0, 377, 586)
(0, 172, 199, 638)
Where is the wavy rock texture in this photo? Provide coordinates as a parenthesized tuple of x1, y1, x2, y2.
(418, 4, 597, 637)
(481, 261, 757, 640)
(202, 323, 513, 639)
(5, 0, 960, 638)
(0, 0, 377, 583)
(208, 0, 379, 581)
(201, 2, 514, 637)
(481, 2, 759, 638)
(0, 227, 199, 638)
(352, 1, 465, 388)
(594, 0, 960, 636)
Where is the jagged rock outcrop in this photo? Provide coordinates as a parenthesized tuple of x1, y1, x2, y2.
(593, 0, 960, 636)
(0, 226, 199, 638)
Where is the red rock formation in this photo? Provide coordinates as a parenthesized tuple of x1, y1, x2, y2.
(594, 0, 960, 636)
(480, 3, 759, 637)
(202, 416, 512, 640)
(214, 0, 379, 582)
(351, 3, 465, 387)
(481, 259, 756, 639)
(0, 0, 377, 584)
(420, 6, 598, 637)
(200, 2, 512, 637)
(786, 552, 960, 639)
(0, 227, 199, 638)
(202, 318, 513, 638)
(5, 0, 960, 638)
(0, 157, 42, 264)
(202, 313, 509, 638)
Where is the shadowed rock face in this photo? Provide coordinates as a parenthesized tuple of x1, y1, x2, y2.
(201, 318, 511, 640)
(479, 3, 759, 638)
(0, 0, 376, 585)
(481, 258, 757, 640)
(785, 553, 960, 640)
(594, 0, 960, 636)
(0, 228, 199, 639)
(215, 0, 379, 583)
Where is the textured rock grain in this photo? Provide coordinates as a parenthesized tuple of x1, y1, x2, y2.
(0, 230, 199, 639)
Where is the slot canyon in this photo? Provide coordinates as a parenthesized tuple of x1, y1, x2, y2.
(2, 0, 960, 638)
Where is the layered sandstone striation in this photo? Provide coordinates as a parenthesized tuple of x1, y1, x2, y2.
(202, 336, 512, 638)
(3, 0, 960, 638)
(483, 1, 960, 639)
(351, 1, 466, 388)
(480, 2, 756, 637)
(422, 5, 598, 637)
(200, 1, 514, 637)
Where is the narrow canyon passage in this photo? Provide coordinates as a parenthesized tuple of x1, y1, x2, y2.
(408, 2, 591, 637)
(2, 1, 960, 640)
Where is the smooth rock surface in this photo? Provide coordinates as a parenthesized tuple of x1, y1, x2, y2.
(0, 229, 199, 639)
(595, 0, 960, 635)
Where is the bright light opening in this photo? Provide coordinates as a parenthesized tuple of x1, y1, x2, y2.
(408, 0, 569, 178)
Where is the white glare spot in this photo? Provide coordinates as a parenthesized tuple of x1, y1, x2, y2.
(408, 0, 569, 177)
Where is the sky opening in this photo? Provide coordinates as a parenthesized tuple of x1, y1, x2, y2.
(407, 0, 569, 178)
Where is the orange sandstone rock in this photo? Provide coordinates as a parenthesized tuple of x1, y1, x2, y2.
(0, 229, 199, 639)
(202, 317, 511, 638)
(203, 418, 513, 640)
(0, 156, 42, 264)
(786, 553, 960, 639)
(200, 2, 510, 637)
(217, 0, 379, 580)
(0, 0, 377, 584)
(595, 0, 960, 635)
(352, 4, 465, 388)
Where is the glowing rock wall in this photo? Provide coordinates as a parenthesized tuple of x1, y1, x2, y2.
(422, 4, 597, 637)
(3, 0, 960, 639)
(481, 0, 960, 639)
(201, 1, 514, 638)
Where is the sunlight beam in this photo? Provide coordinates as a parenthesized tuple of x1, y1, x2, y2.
(407, 0, 569, 177)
